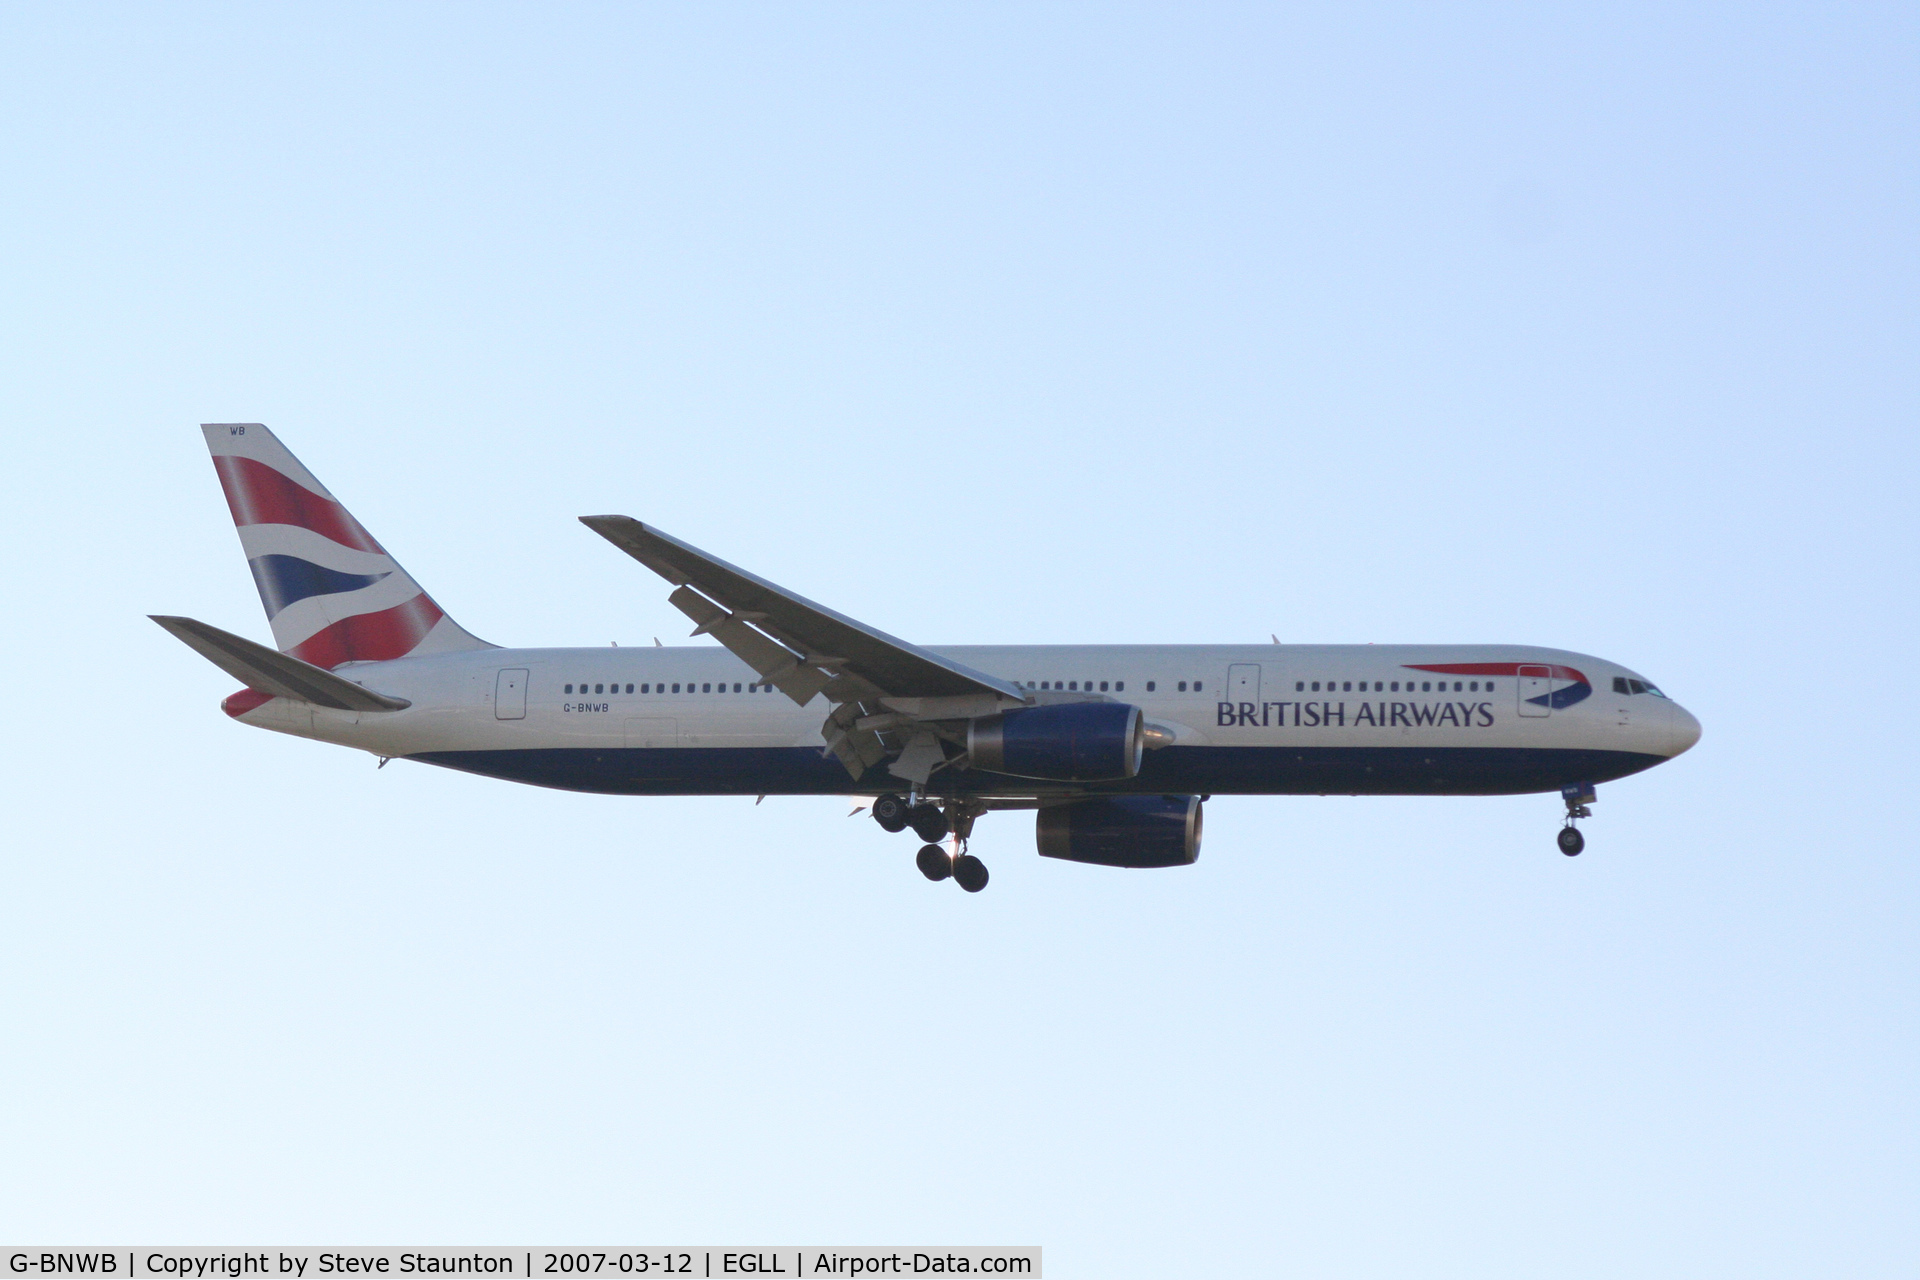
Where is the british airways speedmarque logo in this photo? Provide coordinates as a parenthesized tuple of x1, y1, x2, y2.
(1214, 660, 1594, 731)
(1406, 662, 1592, 709)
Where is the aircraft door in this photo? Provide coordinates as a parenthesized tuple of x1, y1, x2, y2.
(494, 668, 528, 720)
(1227, 663, 1261, 706)
(1517, 665, 1551, 718)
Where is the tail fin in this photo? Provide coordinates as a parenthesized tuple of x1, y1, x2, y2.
(203, 423, 492, 667)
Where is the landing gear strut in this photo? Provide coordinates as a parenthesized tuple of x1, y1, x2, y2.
(1559, 782, 1595, 856)
(879, 795, 990, 891)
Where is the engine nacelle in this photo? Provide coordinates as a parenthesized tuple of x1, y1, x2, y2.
(1036, 795, 1203, 868)
(968, 702, 1144, 781)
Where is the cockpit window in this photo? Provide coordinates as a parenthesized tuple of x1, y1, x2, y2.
(1614, 676, 1671, 698)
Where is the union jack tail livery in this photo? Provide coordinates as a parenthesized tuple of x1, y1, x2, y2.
(203, 423, 491, 668)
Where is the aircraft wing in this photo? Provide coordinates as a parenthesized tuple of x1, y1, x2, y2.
(151, 615, 412, 712)
(580, 515, 1029, 775)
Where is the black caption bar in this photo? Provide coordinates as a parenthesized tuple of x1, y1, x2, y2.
(4, 1251, 1039, 1279)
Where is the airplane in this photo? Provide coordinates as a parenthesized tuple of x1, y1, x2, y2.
(155, 423, 1701, 893)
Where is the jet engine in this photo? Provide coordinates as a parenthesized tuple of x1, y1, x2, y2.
(967, 702, 1144, 781)
(1035, 795, 1203, 868)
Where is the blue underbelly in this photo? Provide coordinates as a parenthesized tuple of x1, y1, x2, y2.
(406, 744, 1666, 798)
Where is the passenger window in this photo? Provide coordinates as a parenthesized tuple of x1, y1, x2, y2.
(1422, 682, 1431, 692)
(564, 684, 573, 694)
(1194, 681, 1203, 692)
(594, 684, 603, 694)
(1295, 681, 1304, 692)
(1342, 681, 1351, 692)
(1145, 681, 1155, 692)
(733, 683, 741, 692)
(1115, 681, 1124, 692)
(1100, 681, 1109, 692)
(1390, 682, 1398, 692)
(1178, 681, 1188, 692)
(672, 683, 681, 693)
(1311, 681, 1320, 692)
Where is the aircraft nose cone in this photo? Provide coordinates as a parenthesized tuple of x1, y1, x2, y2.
(1668, 703, 1702, 756)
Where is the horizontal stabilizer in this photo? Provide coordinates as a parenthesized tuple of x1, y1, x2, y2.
(150, 615, 411, 712)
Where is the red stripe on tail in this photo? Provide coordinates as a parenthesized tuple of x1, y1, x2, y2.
(213, 455, 384, 553)
(222, 688, 275, 718)
(289, 595, 445, 668)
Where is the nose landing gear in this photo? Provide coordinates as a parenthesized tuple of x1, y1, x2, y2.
(1559, 782, 1595, 856)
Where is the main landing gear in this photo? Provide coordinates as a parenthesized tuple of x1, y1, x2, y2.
(877, 793, 988, 892)
(1559, 782, 1595, 856)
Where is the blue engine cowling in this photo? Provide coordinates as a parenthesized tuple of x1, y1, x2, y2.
(1036, 795, 1203, 868)
(967, 702, 1144, 781)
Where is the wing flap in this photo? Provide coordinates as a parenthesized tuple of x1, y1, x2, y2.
(151, 615, 411, 712)
(666, 585, 832, 707)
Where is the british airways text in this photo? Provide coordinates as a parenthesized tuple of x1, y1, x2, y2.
(1219, 701, 1497, 728)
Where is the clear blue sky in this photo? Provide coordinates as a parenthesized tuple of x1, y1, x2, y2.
(1, 4, 1914, 1275)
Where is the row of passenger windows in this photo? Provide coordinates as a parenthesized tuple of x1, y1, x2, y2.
(562, 676, 1515, 698)
(1297, 679, 1499, 694)
(565, 681, 773, 695)
(1022, 681, 1208, 693)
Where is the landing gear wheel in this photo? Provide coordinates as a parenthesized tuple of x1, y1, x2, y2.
(952, 854, 989, 893)
(908, 804, 950, 843)
(872, 793, 910, 834)
(916, 844, 952, 881)
(1557, 826, 1585, 857)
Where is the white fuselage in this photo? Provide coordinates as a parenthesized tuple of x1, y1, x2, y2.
(230, 642, 1699, 799)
